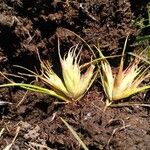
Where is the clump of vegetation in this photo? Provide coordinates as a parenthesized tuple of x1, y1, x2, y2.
(0, 43, 96, 103)
(0, 34, 150, 107)
(96, 38, 150, 107)
(134, 9, 150, 61)
(135, 10, 150, 42)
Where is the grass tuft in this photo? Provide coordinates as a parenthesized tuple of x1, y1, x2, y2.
(0, 43, 96, 102)
(97, 37, 150, 106)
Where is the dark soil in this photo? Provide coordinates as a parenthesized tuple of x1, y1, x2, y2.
(0, 0, 150, 149)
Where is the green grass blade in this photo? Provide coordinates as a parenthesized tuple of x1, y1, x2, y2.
(128, 52, 150, 64)
(148, 10, 150, 25)
(0, 83, 70, 102)
(60, 117, 89, 150)
(80, 54, 123, 69)
(148, 46, 150, 62)
(110, 102, 150, 107)
(136, 35, 150, 42)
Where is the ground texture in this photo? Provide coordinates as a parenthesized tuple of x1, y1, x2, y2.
(0, 0, 150, 149)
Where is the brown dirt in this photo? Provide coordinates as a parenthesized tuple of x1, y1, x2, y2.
(0, 0, 150, 149)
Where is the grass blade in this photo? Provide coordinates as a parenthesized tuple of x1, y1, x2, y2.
(0, 83, 69, 102)
(128, 52, 150, 64)
(60, 117, 88, 150)
(136, 35, 150, 42)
